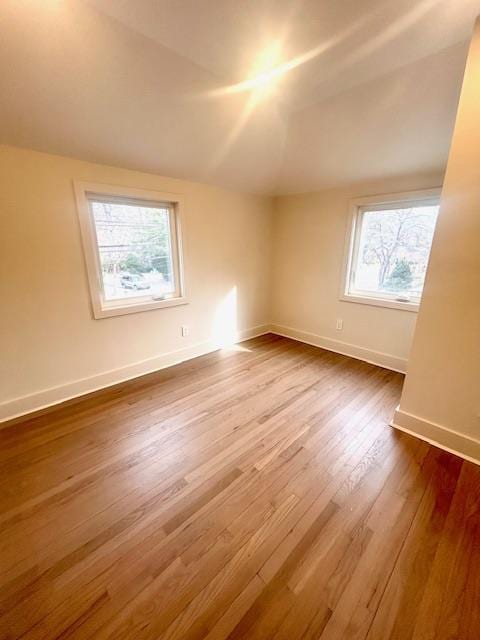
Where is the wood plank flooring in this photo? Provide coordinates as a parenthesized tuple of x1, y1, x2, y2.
(1, 333, 479, 639)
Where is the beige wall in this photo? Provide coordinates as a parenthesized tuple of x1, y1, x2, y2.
(394, 20, 480, 460)
(2, 85, 477, 443)
(270, 172, 444, 372)
(0, 146, 273, 420)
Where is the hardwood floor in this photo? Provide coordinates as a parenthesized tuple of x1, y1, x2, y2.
(1, 333, 479, 639)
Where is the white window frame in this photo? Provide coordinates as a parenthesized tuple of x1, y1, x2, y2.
(74, 181, 187, 319)
(340, 188, 441, 312)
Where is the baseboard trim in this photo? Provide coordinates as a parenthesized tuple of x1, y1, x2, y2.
(270, 323, 407, 374)
(392, 408, 480, 466)
(0, 324, 270, 424)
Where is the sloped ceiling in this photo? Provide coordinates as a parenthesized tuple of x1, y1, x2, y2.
(0, 0, 477, 194)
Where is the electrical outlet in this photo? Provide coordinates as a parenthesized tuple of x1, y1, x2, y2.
(181, 325, 189, 337)
(336, 319, 343, 331)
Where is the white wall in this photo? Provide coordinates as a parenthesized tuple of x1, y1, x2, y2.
(394, 20, 480, 463)
(0, 146, 273, 420)
(270, 172, 444, 373)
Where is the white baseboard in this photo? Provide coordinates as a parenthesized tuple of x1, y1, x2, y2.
(270, 323, 407, 374)
(0, 324, 270, 424)
(392, 408, 480, 466)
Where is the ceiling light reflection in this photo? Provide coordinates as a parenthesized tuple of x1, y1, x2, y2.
(207, 14, 372, 100)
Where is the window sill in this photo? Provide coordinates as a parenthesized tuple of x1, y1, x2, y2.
(340, 293, 419, 313)
(93, 296, 189, 319)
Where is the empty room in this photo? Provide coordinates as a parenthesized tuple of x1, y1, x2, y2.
(1, 1, 480, 638)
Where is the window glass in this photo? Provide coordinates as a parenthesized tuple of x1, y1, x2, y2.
(349, 203, 439, 303)
(89, 199, 177, 302)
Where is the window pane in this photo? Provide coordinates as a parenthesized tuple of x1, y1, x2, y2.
(89, 199, 176, 302)
(352, 204, 439, 301)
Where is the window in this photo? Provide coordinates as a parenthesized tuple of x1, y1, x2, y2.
(75, 182, 186, 318)
(342, 189, 440, 311)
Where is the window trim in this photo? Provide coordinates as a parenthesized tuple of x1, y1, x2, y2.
(74, 181, 188, 319)
(340, 188, 441, 313)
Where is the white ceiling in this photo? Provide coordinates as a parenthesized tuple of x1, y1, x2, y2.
(84, 0, 478, 111)
(278, 40, 468, 192)
(0, 0, 478, 194)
